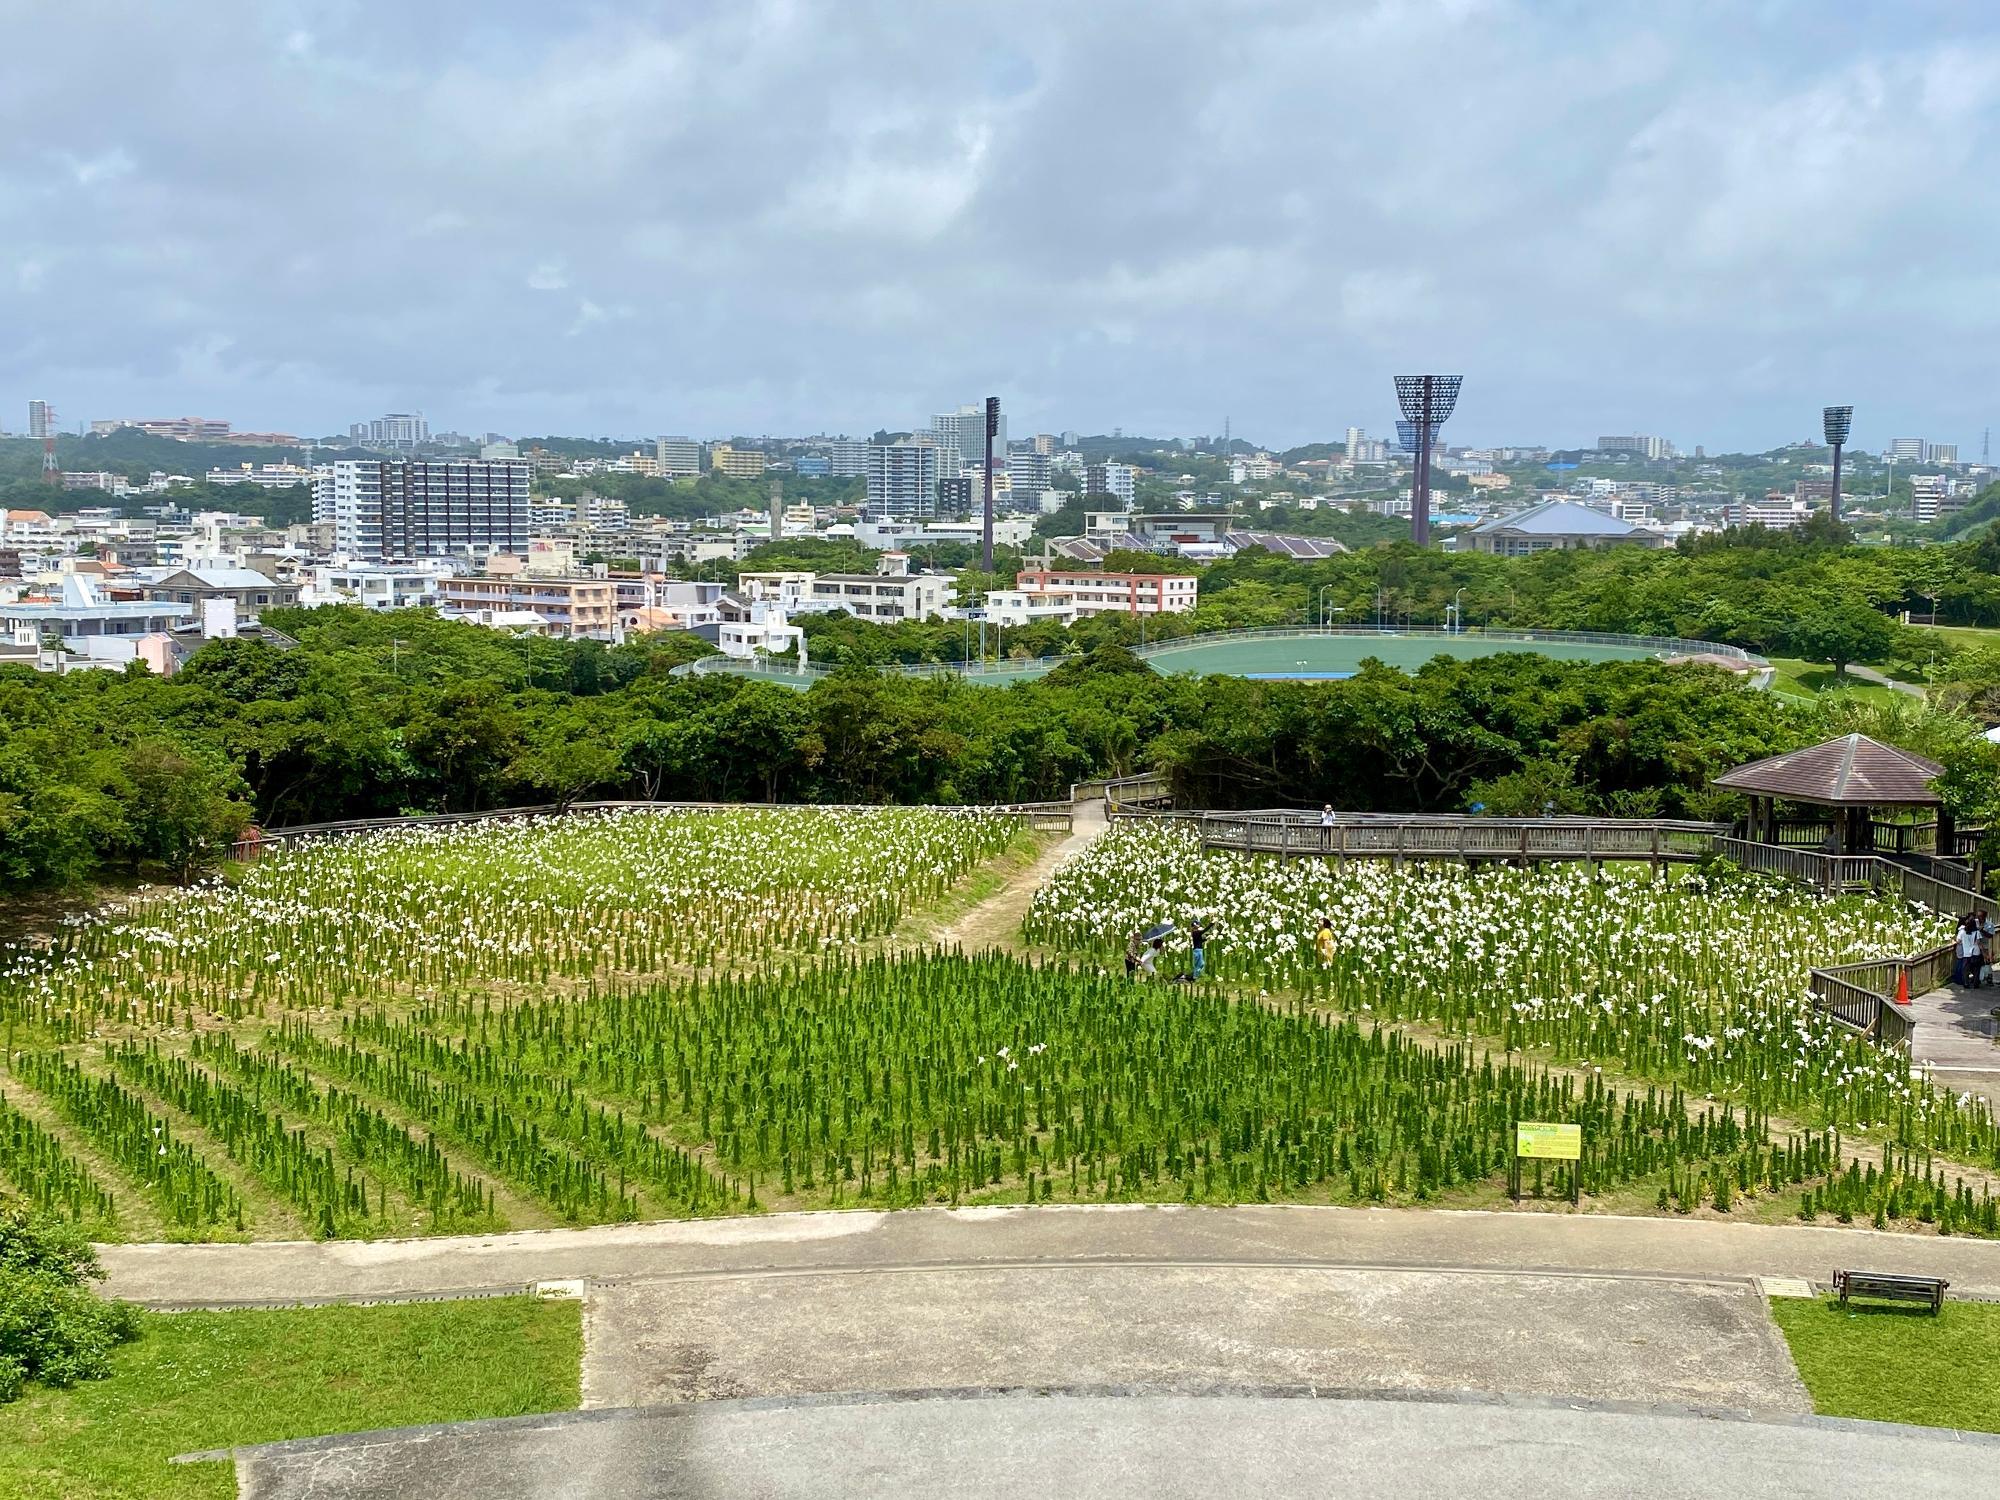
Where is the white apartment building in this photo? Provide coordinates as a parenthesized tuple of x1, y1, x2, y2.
(206, 463, 313, 488)
(309, 564, 445, 610)
(805, 560, 953, 623)
(736, 570, 816, 608)
(931, 404, 1007, 467)
(1911, 474, 1974, 525)
(350, 413, 430, 449)
(983, 588, 1079, 627)
(1015, 568, 1198, 617)
(821, 439, 871, 477)
(313, 459, 531, 561)
(1229, 455, 1279, 484)
(1007, 450, 1053, 502)
(655, 436, 702, 477)
(718, 601, 807, 660)
(865, 442, 947, 519)
(1084, 462, 1137, 504)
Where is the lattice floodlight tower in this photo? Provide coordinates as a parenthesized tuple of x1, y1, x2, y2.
(1822, 405, 1853, 526)
(1394, 375, 1461, 546)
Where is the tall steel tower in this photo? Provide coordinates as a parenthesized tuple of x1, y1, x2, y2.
(28, 400, 57, 485)
(1822, 405, 1853, 525)
(1393, 376, 1461, 546)
(981, 396, 999, 573)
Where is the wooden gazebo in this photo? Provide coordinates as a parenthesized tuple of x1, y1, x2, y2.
(1712, 733, 1949, 856)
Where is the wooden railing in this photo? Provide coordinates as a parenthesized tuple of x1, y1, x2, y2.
(1123, 811, 1978, 1057)
(1173, 812, 1729, 866)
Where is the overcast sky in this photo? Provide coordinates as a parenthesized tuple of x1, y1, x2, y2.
(3, 0, 1996, 453)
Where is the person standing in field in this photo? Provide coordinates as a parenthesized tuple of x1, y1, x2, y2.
(1315, 916, 1336, 966)
(1125, 931, 1144, 980)
(1140, 937, 1162, 979)
(1189, 918, 1208, 980)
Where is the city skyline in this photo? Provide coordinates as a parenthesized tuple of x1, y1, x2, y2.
(5, 2, 1999, 450)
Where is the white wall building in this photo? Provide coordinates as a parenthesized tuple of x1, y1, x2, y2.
(865, 442, 947, 520)
(1015, 569, 1198, 617)
(313, 459, 531, 561)
(1084, 463, 1137, 504)
(309, 564, 446, 610)
(805, 557, 953, 622)
(982, 588, 1079, 627)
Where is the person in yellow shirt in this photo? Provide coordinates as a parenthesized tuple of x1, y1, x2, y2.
(1314, 916, 1336, 965)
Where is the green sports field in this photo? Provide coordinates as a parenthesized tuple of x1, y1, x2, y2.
(697, 630, 1687, 688)
(1136, 633, 1663, 677)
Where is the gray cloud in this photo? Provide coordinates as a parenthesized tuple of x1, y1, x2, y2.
(2, 0, 1996, 451)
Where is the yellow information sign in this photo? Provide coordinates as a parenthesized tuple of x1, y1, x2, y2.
(1515, 1122, 1582, 1161)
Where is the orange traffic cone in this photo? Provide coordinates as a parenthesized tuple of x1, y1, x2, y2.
(1895, 969, 1911, 1007)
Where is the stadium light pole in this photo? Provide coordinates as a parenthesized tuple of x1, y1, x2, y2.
(1822, 405, 1853, 526)
(982, 396, 1000, 573)
(1394, 375, 1462, 547)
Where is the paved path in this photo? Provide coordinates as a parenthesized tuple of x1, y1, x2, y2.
(1845, 663, 1926, 699)
(1909, 982, 2000, 1109)
(99, 1202, 2000, 1306)
(583, 1262, 1805, 1412)
(215, 1389, 2000, 1500)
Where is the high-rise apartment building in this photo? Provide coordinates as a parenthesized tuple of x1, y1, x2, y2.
(1007, 450, 1053, 503)
(349, 413, 431, 450)
(865, 442, 946, 519)
(1596, 434, 1672, 460)
(931, 404, 1007, 467)
(822, 439, 872, 477)
(1886, 437, 1929, 462)
(655, 436, 703, 477)
(1931, 444, 1959, 465)
(313, 459, 529, 560)
(1084, 462, 1136, 504)
(28, 401, 54, 439)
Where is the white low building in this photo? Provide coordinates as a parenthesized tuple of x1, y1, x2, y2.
(308, 563, 447, 610)
(805, 556, 953, 623)
(718, 601, 808, 660)
(1014, 568, 1198, 617)
(983, 588, 1079, 627)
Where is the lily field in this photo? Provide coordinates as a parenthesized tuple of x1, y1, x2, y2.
(0, 808, 1994, 1242)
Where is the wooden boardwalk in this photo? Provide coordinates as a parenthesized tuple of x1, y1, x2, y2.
(1906, 982, 2000, 1108)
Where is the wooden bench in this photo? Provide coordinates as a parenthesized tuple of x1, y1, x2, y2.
(1833, 1269, 1947, 1314)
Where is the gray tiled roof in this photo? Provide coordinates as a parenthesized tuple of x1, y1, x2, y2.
(1711, 734, 1944, 805)
(1468, 500, 1637, 537)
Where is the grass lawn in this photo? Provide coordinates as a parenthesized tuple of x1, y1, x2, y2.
(0, 1296, 582, 1500)
(1921, 624, 2000, 651)
(1765, 658, 1906, 706)
(1770, 1296, 2000, 1432)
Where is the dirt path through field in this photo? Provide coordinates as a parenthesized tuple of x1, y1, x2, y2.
(931, 800, 1109, 955)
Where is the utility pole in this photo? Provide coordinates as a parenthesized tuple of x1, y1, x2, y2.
(981, 396, 999, 574)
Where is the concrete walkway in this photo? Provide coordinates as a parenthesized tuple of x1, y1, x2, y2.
(99, 1202, 2000, 1306)
(214, 1389, 2000, 1500)
(1908, 981, 2000, 1109)
(1844, 663, 1925, 699)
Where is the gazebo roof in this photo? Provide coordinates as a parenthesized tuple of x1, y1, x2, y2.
(1711, 733, 1945, 807)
